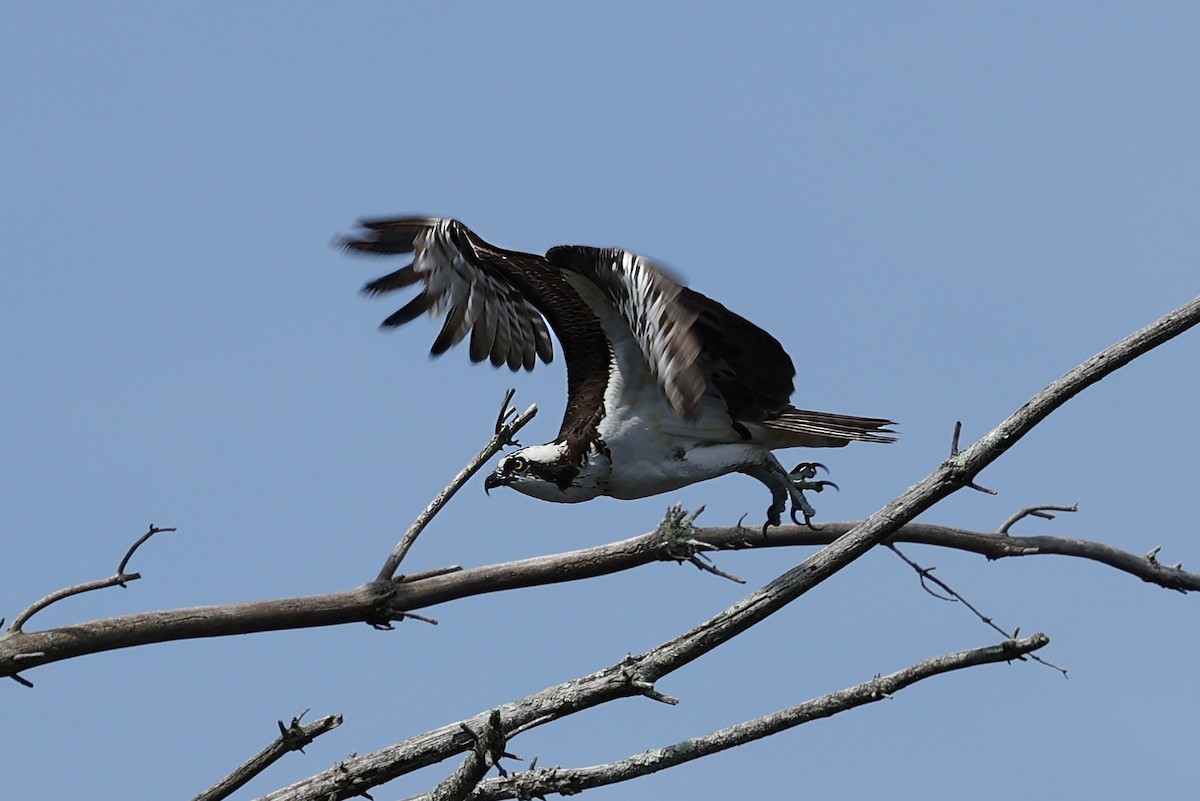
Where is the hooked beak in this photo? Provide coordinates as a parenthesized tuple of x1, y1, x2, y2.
(483, 470, 508, 495)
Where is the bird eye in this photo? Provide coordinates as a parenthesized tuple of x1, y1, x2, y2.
(508, 456, 528, 473)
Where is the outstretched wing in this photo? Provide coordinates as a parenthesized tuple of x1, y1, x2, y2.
(340, 218, 555, 371)
(547, 246, 710, 419)
(547, 246, 799, 422)
(340, 218, 616, 454)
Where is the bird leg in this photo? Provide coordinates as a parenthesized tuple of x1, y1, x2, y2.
(785, 462, 839, 529)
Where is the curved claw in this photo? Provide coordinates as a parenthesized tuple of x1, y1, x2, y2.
(762, 505, 782, 537)
(790, 505, 823, 531)
(790, 462, 828, 478)
(808, 480, 840, 494)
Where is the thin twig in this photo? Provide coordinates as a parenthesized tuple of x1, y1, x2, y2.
(397, 566, 464, 583)
(7, 524, 174, 633)
(949, 422, 996, 494)
(116, 524, 176, 579)
(377, 390, 537, 581)
(685, 552, 746, 584)
(190, 711, 343, 801)
(998, 504, 1078, 536)
(885, 544, 1067, 676)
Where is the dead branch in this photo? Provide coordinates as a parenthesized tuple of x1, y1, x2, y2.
(885, 544, 1067, 675)
(638, 295, 1200, 680)
(427, 711, 509, 801)
(2, 297, 1190, 685)
(0, 582, 400, 677)
(376, 390, 537, 582)
(254, 293, 1200, 800)
(191, 711, 343, 801)
(414, 634, 1049, 801)
(6, 524, 175, 634)
(998, 504, 1078, 535)
(3, 517, 1195, 681)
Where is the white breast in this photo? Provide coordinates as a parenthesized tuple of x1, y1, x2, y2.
(581, 331, 745, 500)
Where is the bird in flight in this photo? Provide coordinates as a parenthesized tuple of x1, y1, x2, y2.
(341, 217, 895, 529)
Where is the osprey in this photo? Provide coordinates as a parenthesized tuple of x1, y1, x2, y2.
(341, 217, 895, 528)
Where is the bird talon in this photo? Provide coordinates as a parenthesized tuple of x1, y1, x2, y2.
(762, 505, 783, 536)
(789, 462, 827, 480)
(784, 464, 838, 530)
(790, 505, 823, 531)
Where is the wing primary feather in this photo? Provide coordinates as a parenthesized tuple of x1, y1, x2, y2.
(340, 220, 430, 255)
(469, 293, 498, 363)
(381, 293, 433, 327)
(490, 302, 515, 368)
(532, 315, 554, 363)
(506, 312, 528, 370)
(431, 299, 470, 355)
(362, 265, 419, 296)
(507, 297, 532, 371)
(452, 282, 486, 352)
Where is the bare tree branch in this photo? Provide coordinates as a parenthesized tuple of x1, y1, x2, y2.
(697, 520, 1199, 591)
(998, 504, 1078, 535)
(0, 582, 401, 677)
(377, 390, 537, 582)
(635, 295, 1200, 682)
(192, 711, 343, 801)
(2, 300, 1194, 684)
(427, 711, 509, 801)
(3, 516, 1195, 681)
(413, 634, 1049, 801)
(254, 294, 1200, 801)
(6, 524, 175, 635)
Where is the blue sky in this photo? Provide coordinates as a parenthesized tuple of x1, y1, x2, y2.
(2, 4, 1197, 799)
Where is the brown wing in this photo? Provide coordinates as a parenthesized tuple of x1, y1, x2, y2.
(677, 287, 795, 422)
(547, 245, 805, 423)
(339, 218, 613, 455)
(547, 246, 709, 419)
(341, 218, 554, 371)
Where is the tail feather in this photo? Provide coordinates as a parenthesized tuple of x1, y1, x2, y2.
(760, 406, 897, 448)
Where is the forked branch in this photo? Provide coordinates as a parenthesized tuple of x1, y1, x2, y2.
(885, 543, 1067, 675)
(376, 389, 536, 582)
(3, 517, 1195, 681)
(408, 635, 1049, 801)
(192, 711, 343, 801)
(7, 524, 175, 635)
(427, 710, 511, 801)
(258, 294, 1200, 800)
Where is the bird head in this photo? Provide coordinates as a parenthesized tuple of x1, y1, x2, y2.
(484, 443, 572, 502)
